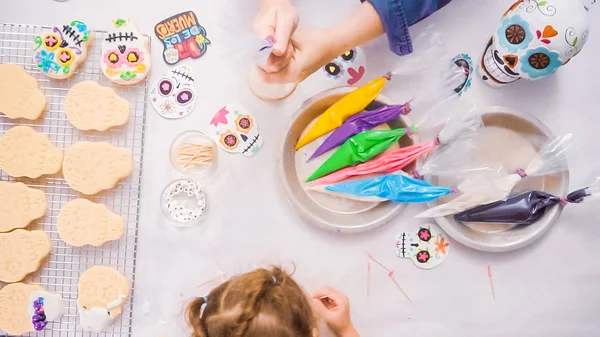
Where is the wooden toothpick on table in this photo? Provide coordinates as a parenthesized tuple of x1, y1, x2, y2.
(367, 261, 371, 298)
(366, 253, 412, 303)
(488, 265, 496, 300)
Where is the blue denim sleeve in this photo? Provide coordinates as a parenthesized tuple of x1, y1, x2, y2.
(363, 0, 453, 56)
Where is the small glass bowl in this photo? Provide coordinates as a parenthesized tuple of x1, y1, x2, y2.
(170, 130, 218, 181)
(161, 179, 207, 228)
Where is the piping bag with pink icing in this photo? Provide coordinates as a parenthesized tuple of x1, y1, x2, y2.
(415, 134, 574, 218)
(309, 110, 483, 186)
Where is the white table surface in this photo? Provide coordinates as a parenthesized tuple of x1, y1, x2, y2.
(2, 0, 599, 336)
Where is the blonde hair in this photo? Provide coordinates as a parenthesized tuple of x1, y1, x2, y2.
(186, 266, 316, 337)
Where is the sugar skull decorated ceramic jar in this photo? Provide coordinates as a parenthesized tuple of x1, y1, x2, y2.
(478, 0, 594, 87)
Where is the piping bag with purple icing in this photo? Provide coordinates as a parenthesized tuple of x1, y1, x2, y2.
(454, 174, 600, 226)
(309, 109, 483, 185)
(415, 133, 574, 218)
(296, 32, 465, 150)
(303, 55, 469, 155)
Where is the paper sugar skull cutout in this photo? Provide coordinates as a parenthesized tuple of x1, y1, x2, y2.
(478, 0, 593, 87)
(150, 66, 196, 119)
(452, 54, 474, 96)
(154, 11, 211, 65)
(395, 225, 450, 269)
(209, 105, 263, 157)
(33, 21, 92, 79)
(322, 47, 367, 86)
(101, 18, 151, 85)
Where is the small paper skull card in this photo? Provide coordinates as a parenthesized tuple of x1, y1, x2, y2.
(150, 66, 196, 119)
(322, 47, 367, 86)
(395, 224, 450, 269)
(33, 21, 93, 79)
(451, 53, 473, 96)
(101, 18, 151, 85)
(209, 105, 262, 157)
(154, 11, 211, 65)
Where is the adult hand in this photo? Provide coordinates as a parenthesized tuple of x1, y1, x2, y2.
(253, 0, 299, 72)
(257, 27, 338, 84)
(312, 287, 360, 337)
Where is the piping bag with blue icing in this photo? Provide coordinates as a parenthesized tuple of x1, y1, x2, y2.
(308, 171, 454, 203)
(454, 173, 599, 226)
(415, 134, 574, 218)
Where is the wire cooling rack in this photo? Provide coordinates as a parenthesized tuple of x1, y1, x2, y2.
(0, 23, 148, 336)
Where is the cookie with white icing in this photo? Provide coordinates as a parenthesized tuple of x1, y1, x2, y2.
(33, 20, 93, 79)
(77, 266, 129, 332)
(101, 18, 151, 85)
(0, 283, 65, 335)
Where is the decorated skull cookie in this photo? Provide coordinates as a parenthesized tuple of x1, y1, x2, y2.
(322, 47, 367, 86)
(395, 224, 450, 270)
(33, 21, 92, 79)
(101, 18, 151, 85)
(150, 66, 196, 119)
(209, 104, 262, 157)
(478, 0, 594, 87)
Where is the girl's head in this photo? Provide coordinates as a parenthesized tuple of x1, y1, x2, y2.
(187, 266, 317, 337)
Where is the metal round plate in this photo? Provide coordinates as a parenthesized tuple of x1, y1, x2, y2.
(427, 106, 569, 252)
(278, 87, 418, 233)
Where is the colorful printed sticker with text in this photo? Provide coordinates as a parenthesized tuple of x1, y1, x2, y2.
(154, 11, 211, 65)
(33, 21, 92, 79)
(101, 18, 151, 85)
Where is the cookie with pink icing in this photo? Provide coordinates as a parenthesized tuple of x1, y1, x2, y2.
(101, 18, 151, 85)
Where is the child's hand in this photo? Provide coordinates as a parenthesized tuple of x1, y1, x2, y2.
(253, 0, 298, 72)
(313, 287, 360, 337)
(257, 27, 337, 84)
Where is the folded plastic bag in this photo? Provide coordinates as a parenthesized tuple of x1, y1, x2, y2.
(415, 134, 574, 218)
(454, 174, 600, 225)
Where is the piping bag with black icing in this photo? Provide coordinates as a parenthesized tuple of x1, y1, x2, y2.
(454, 174, 600, 226)
(415, 133, 574, 218)
(309, 109, 483, 186)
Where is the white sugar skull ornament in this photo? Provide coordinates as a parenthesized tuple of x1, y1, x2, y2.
(150, 66, 197, 119)
(478, 0, 594, 87)
(101, 18, 151, 85)
(209, 104, 263, 157)
(395, 224, 450, 270)
(322, 47, 367, 86)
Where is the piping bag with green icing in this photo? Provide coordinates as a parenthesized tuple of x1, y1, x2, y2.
(309, 109, 483, 186)
(305, 126, 418, 182)
(415, 133, 574, 218)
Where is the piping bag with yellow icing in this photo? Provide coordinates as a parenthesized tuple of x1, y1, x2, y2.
(295, 31, 462, 150)
(295, 76, 389, 150)
(415, 134, 574, 218)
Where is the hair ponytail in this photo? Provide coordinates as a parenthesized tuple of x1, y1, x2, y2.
(187, 296, 208, 337)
